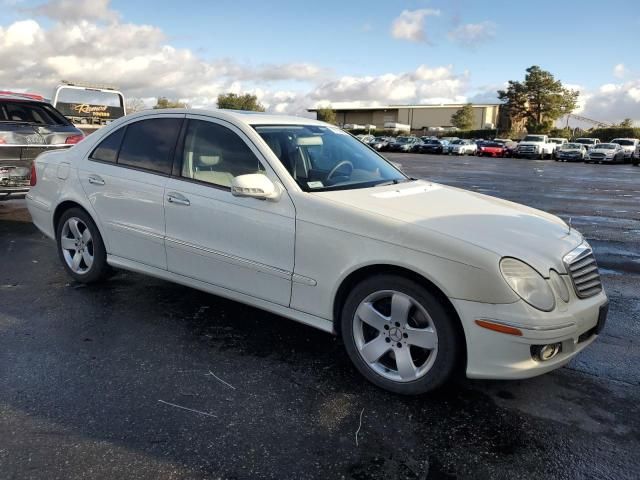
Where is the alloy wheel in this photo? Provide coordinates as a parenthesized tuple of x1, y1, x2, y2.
(352, 290, 438, 382)
(60, 217, 94, 275)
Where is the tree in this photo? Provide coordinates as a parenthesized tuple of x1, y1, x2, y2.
(153, 97, 189, 109)
(498, 66, 578, 133)
(450, 103, 475, 130)
(316, 105, 337, 124)
(216, 93, 265, 111)
(618, 118, 634, 128)
(125, 98, 146, 113)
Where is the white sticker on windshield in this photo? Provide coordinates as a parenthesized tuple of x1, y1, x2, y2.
(307, 181, 324, 188)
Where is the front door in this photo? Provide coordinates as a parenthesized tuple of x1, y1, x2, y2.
(164, 116, 295, 306)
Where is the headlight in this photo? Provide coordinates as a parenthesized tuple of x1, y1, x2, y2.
(500, 258, 555, 311)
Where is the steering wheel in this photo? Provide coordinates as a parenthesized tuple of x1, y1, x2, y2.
(327, 160, 354, 182)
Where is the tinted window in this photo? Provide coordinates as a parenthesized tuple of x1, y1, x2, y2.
(118, 118, 182, 174)
(181, 120, 264, 188)
(90, 127, 125, 163)
(0, 101, 70, 125)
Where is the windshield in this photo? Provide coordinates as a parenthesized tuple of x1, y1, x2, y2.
(254, 125, 408, 192)
(612, 139, 634, 146)
(596, 144, 616, 149)
(575, 138, 596, 144)
(395, 137, 411, 143)
(549, 139, 565, 144)
(53, 86, 125, 120)
(522, 135, 545, 142)
(562, 143, 582, 149)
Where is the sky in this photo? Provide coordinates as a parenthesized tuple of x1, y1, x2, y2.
(1, 0, 639, 123)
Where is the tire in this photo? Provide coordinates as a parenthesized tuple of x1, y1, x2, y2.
(56, 207, 109, 283)
(341, 274, 462, 395)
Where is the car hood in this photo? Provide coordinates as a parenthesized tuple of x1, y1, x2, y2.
(318, 180, 583, 274)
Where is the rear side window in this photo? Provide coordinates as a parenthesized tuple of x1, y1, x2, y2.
(90, 127, 125, 163)
(118, 118, 182, 175)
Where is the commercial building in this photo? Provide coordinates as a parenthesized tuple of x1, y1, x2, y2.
(308, 103, 503, 133)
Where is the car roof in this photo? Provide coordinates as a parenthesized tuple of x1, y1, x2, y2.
(126, 108, 327, 127)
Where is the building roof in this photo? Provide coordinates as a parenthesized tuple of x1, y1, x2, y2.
(308, 103, 501, 112)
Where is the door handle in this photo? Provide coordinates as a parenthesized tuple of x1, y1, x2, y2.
(88, 175, 105, 186)
(167, 193, 190, 206)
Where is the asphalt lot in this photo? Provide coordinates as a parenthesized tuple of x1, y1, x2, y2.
(1, 153, 639, 480)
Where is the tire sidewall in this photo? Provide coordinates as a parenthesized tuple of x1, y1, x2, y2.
(341, 274, 461, 395)
(56, 208, 108, 283)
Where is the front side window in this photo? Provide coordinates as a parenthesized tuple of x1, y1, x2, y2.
(118, 118, 182, 175)
(90, 127, 125, 163)
(255, 124, 408, 192)
(181, 120, 264, 188)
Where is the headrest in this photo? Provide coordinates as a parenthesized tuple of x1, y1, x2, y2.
(197, 155, 221, 166)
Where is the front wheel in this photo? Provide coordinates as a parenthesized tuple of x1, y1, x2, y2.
(56, 208, 109, 283)
(341, 275, 462, 394)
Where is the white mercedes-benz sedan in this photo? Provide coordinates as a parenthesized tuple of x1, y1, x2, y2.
(26, 109, 608, 394)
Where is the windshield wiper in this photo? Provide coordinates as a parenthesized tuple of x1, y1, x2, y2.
(374, 178, 414, 187)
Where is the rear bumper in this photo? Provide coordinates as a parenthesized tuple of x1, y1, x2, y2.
(452, 290, 608, 380)
(0, 185, 29, 196)
(25, 193, 55, 239)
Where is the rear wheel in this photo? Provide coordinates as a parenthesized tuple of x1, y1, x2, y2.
(56, 208, 109, 283)
(341, 275, 461, 395)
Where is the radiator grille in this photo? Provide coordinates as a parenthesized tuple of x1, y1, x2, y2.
(564, 245, 602, 299)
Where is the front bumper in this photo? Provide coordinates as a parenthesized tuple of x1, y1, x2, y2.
(452, 288, 608, 380)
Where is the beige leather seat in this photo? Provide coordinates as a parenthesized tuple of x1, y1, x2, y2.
(193, 155, 233, 187)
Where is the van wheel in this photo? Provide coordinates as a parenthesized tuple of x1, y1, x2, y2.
(56, 208, 109, 283)
(341, 275, 461, 395)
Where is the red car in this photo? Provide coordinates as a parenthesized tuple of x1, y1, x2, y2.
(477, 142, 507, 157)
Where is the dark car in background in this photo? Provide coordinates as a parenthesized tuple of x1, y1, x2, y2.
(388, 136, 421, 152)
(555, 143, 587, 162)
(418, 139, 448, 154)
(368, 136, 393, 151)
(0, 92, 83, 196)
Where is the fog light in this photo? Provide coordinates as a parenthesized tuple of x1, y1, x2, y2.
(531, 343, 562, 361)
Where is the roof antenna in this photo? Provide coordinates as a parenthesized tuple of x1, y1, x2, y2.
(568, 217, 572, 234)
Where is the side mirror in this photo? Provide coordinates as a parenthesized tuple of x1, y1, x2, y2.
(231, 173, 282, 201)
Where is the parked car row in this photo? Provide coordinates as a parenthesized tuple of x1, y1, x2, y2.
(357, 133, 639, 166)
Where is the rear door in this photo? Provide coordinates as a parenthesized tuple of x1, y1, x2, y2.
(78, 115, 184, 269)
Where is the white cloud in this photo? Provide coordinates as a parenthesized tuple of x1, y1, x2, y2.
(3, 2, 637, 125)
(579, 80, 640, 124)
(613, 63, 626, 79)
(0, 8, 471, 117)
(391, 9, 440, 43)
(29, 0, 119, 23)
(447, 21, 496, 47)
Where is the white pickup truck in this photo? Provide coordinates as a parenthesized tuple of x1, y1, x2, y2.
(516, 135, 557, 159)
